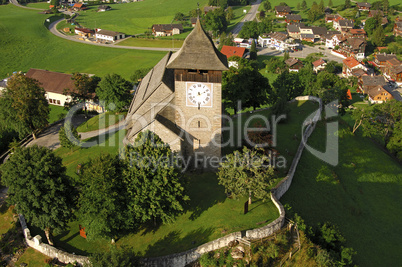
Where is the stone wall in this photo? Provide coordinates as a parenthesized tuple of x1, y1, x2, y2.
(18, 214, 89, 266)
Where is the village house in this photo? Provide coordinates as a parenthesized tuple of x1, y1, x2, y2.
(325, 14, 342, 23)
(367, 85, 394, 103)
(332, 16, 345, 30)
(394, 21, 402, 37)
(325, 33, 343, 48)
(338, 19, 354, 33)
(312, 59, 327, 73)
(72, 3, 87, 11)
(342, 56, 368, 77)
(368, 10, 388, 25)
(356, 2, 371, 11)
(190, 18, 197, 27)
(346, 28, 367, 39)
(359, 75, 387, 94)
(95, 29, 125, 43)
(287, 23, 303, 39)
(275, 5, 291, 18)
(97, 5, 111, 12)
(374, 53, 398, 69)
(259, 32, 298, 51)
(220, 46, 246, 68)
(25, 69, 103, 111)
(74, 28, 95, 38)
(383, 58, 402, 84)
(339, 37, 367, 60)
(152, 24, 184, 36)
(285, 14, 301, 24)
(285, 58, 303, 72)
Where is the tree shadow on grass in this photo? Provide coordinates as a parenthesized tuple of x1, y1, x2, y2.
(185, 173, 226, 221)
(143, 227, 214, 257)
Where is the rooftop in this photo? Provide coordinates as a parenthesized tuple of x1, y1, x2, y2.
(25, 69, 75, 95)
(220, 46, 246, 59)
(275, 5, 291, 13)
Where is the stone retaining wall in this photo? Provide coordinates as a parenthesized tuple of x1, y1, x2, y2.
(18, 215, 89, 266)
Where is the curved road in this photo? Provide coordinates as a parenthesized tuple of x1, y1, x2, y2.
(9, 0, 44, 10)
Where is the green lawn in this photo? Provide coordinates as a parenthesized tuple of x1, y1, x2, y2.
(117, 37, 184, 48)
(48, 104, 67, 124)
(24, 1, 48, 9)
(281, 119, 402, 267)
(30, 172, 278, 257)
(15, 248, 52, 267)
(74, 0, 209, 35)
(0, 5, 166, 80)
(76, 111, 126, 132)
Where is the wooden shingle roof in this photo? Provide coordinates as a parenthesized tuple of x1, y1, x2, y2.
(166, 20, 228, 71)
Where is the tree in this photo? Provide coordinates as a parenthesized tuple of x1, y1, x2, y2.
(328, 0, 333, 7)
(364, 17, 381, 36)
(226, 6, 234, 21)
(344, 0, 351, 9)
(130, 68, 151, 85)
(319, 0, 325, 12)
(123, 131, 189, 225)
(0, 73, 49, 139)
(301, 0, 307, 10)
(78, 153, 131, 240)
(264, 57, 287, 74)
(96, 73, 133, 112)
(174, 12, 185, 21)
(272, 71, 304, 101)
(308, 2, 321, 22)
(204, 8, 228, 37)
(64, 73, 100, 111)
(218, 32, 235, 50)
(371, 26, 386, 47)
(50, 0, 59, 6)
(218, 147, 275, 205)
(259, 10, 266, 19)
(59, 121, 81, 152)
(263, 0, 271, 11)
(1, 146, 75, 245)
(250, 40, 257, 60)
(382, 0, 389, 13)
(223, 57, 270, 113)
(283, 51, 290, 61)
(89, 246, 140, 267)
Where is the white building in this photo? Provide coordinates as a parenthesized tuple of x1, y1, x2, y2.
(95, 29, 125, 43)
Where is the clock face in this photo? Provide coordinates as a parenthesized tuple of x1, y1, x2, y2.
(186, 82, 213, 108)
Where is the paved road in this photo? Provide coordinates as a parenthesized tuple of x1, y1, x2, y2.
(231, 0, 262, 36)
(258, 44, 345, 63)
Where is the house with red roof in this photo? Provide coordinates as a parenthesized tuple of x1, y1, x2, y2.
(312, 59, 327, 73)
(342, 56, 367, 77)
(220, 46, 246, 68)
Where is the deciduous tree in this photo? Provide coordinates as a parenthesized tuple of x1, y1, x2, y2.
(0, 73, 49, 139)
(64, 73, 100, 111)
(371, 26, 386, 47)
(96, 73, 133, 112)
(77, 153, 131, 240)
(123, 131, 189, 225)
(1, 146, 75, 245)
(58, 121, 81, 152)
(218, 147, 275, 205)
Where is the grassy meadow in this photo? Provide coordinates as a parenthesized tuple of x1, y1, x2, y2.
(0, 5, 166, 80)
(74, 0, 209, 35)
(281, 119, 402, 266)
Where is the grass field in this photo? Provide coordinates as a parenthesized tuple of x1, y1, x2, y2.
(74, 0, 209, 35)
(48, 105, 67, 124)
(281, 119, 402, 267)
(24, 1, 48, 9)
(117, 37, 184, 48)
(76, 111, 126, 132)
(0, 5, 166, 80)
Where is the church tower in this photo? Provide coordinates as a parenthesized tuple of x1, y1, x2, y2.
(166, 20, 228, 163)
(124, 20, 228, 167)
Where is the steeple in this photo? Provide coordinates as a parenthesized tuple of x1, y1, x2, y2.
(166, 19, 228, 71)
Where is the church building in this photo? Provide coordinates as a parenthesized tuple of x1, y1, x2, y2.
(124, 20, 229, 167)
